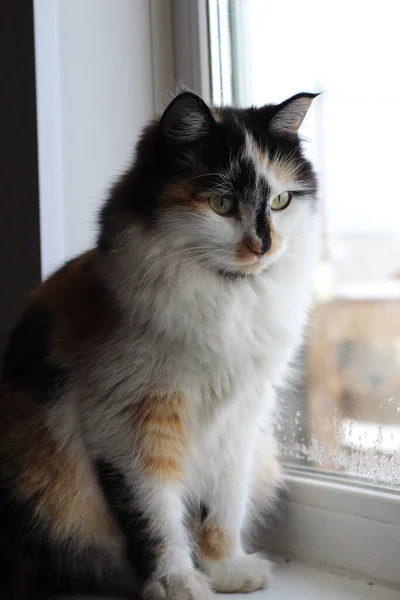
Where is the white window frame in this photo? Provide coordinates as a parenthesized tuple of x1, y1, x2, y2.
(35, 0, 400, 587)
(278, 471, 400, 586)
(172, 0, 400, 588)
(171, 0, 212, 103)
(34, 0, 175, 277)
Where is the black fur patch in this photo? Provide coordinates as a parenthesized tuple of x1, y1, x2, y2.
(0, 474, 118, 598)
(95, 459, 162, 581)
(2, 304, 68, 402)
(200, 502, 209, 522)
(255, 200, 271, 254)
(0, 472, 56, 599)
(97, 93, 318, 252)
(0, 474, 48, 555)
(97, 233, 112, 253)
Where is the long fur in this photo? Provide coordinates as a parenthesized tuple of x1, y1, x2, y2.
(0, 91, 318, 599)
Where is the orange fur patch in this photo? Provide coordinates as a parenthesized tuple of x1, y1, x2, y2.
(200, 521, 233, 561)
(135, 391, 187, 482)
(267, 222, 282, 255)
(235, 224, 282, 264)
(161, 181, 193, 207)
(0, 385, 119, 544)
(253, 141, 301, 184)
(161, 181, 211, 212)
(31, 250, 118, 362)
(269, 155, 302, 183)
(254, 144, 266, 166)
(19, 431, 119, 542)
(235, 239, 258, 264)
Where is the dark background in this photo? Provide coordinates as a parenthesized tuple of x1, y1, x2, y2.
(0, 0, 41, 360)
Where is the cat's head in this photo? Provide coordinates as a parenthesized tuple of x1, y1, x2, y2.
(99, 91, 318, 278)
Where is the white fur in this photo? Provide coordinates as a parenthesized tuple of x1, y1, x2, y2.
(69, 133, 319, 597)
(200, 553, 273, 594)
(143, 571, 213, 600)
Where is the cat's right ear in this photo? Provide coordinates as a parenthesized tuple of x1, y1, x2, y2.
(160, 92, 214, 143)
(268, 92, 320, 136)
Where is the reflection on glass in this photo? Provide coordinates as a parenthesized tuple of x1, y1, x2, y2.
(279, 301, 400, 486)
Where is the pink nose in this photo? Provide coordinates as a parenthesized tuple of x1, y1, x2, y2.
(245, 237, 264, 256)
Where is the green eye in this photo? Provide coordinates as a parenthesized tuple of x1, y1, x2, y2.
(271, 191, 292, 211)
(209, 195, 235, 215)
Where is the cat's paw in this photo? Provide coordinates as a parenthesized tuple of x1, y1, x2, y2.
(142, 571, 214, 600)
(202, 553, 273, 593)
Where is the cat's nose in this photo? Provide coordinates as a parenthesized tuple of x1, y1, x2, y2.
(245, 237, 265, 256)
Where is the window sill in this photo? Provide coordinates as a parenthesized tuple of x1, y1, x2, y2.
(52, 558, 399, 599)
(268, 471, 400, 587)
(233, 557, 400, 600)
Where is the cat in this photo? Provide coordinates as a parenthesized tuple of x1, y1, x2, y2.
(0, 90, 318, 599)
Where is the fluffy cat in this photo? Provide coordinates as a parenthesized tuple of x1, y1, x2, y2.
(0, 91, 318, 599)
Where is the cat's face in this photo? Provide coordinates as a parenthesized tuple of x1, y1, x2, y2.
(101, 92, 318, 278)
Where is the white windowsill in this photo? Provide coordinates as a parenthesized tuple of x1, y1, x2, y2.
(232, 558, 400, 600)
(53, 558, 399, 599)
(268, 471, 400, 587)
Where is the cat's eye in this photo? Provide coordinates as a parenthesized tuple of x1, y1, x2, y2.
(271, 191, 292, 211)
(209, 195, 235, 215)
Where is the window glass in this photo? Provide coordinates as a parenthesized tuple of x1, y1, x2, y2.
(209, 0, 400, 487)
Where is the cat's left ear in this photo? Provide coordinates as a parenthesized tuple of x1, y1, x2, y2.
(269, 92, 320, 135)
(161, 91, 214, 143)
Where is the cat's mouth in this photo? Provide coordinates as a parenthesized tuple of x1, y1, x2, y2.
(217, 269, 250, 279)
(217, 262, 268, 279)
(217, 250, 283, 278)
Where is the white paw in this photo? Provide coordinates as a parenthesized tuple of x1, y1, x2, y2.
(202, 553, 273, 593)
(142, 571, 214, 600)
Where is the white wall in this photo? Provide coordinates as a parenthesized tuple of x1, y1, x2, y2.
(34, 0, 170, 277)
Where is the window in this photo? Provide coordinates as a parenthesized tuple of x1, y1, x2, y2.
(208, 0, 400, 488)
(32, 0, 400, 587)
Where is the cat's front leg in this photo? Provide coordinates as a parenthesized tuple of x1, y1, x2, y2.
(196, 432, 273, 593)
(93, 392, 214, 600)
(97, 459, 213, 600)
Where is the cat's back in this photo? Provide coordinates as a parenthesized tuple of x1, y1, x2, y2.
(0, 250, 124, 591)
(0, 248, 120, 524)
(1, 249, 119, 398)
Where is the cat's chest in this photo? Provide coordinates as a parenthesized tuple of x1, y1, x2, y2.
(180, 281, 303, 384)
(110, 277, 307, 400)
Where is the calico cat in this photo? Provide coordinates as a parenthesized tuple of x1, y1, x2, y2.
(0, 91, 318, 599)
